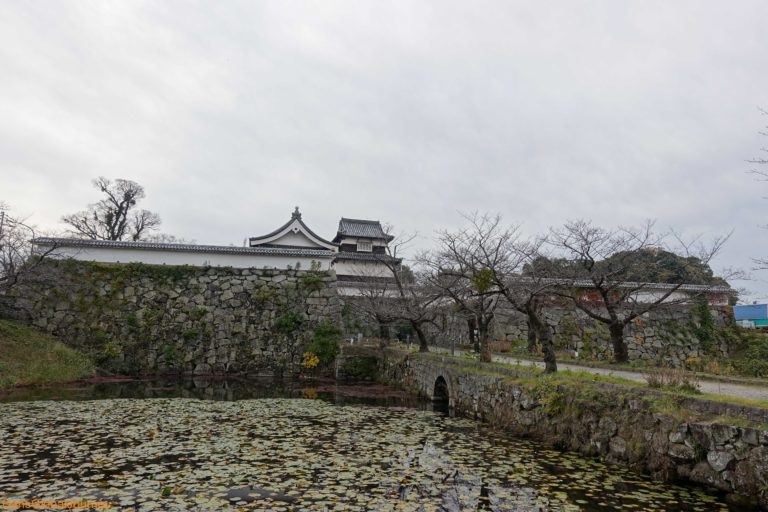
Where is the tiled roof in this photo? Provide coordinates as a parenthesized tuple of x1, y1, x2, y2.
(333, 218, 393, 242)
(335, 275, 397, 284)
(33, 237, 336, 259)
(249, 208, 337, 249)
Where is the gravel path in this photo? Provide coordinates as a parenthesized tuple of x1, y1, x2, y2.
(429, 347, 768, 403)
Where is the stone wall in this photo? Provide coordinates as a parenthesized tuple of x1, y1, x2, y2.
(6, 260, 341, 375)
(491, 303, 732, 366)
(378, 349, 768, 509)
(340, 293, 733, 367)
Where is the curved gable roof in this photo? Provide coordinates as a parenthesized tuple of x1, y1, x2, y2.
(249, 208, 337, 252)
(333, 217, 394, 242)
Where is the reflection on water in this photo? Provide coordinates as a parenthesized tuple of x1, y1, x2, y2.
(0, 379, 745, 511)
(0, 376, 429, 408)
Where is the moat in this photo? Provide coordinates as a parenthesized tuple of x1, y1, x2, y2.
(0, 379, 747, 511)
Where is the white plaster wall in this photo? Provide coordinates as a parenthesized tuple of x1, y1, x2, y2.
(334, 260, 392, 278)
(267, 231, 327, 248)
(50, 246, 333, 270)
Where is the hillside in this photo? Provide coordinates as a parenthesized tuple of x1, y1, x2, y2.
(0, 319, 94, 389)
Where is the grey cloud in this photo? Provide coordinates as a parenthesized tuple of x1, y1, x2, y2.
(1, 0, 767, 298)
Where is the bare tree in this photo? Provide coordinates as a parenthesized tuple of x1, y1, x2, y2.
(451, 213, 559, 372)
(352, 233, 442, 352)
(549, 220, 730, 363)
(62, 177, 161, 241)
(419, 215, 511, 363)
(0, 204, 59, 298)
(748, 107, 768, 181)
(748, 107, 768, 269)
(143, 233, 196, 244)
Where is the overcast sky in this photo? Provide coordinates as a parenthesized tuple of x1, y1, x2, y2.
(2, 1, 767, 300)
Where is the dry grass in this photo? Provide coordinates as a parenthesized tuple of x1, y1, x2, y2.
(645, 366, 700, 394)
(488, 340, 512, 353)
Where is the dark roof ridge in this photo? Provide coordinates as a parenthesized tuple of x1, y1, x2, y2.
(33, 237, 335, 258)
(339, 217, 383, 224)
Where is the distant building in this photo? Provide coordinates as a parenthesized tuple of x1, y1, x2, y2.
(32, 208, 399, 283)
(734, 304, 768, 329)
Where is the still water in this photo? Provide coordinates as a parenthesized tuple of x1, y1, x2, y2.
(0, 379, 746, 511)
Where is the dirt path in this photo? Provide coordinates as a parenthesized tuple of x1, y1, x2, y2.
(429, 347, 768, 403)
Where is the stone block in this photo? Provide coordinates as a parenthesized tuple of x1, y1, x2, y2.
(609, 436, 627, 457)
(668, 443, 696, 461)
(711, 424, 738, 447)
(707, 450, 735, 472)
(741, 428, 759, 446)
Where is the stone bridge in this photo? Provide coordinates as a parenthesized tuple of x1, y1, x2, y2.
(353, 347, 768, 509)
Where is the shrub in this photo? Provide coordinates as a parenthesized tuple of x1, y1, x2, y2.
(339, 356, 378, 380)
(162, 344, 178, 365)
(302, 351, 320, 369)
(730, 329, 768, 378)
(252, 284, 276, 303)
(102, 342, 121, 360)
(299, 272, 325, 292)
(691, 296, 716, 354)
(182, 328, 200, 341)
(307, 320, 341, 367)
(275, 311, 304, 333)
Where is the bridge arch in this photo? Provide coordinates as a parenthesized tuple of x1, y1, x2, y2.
(433, 375, 450, 403)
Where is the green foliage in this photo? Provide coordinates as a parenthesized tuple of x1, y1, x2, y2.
(252, 284, 277, 303)
(102, 342, 121, 360)
(182, 328, 200, 341)
(275, 312, 305, 333)
(162, 344, 178, 365)
(119, 262, 197, 282)
(531, 375, 566, 415)
(0, 319, 95, 389)
(471, 268, 494, 293)
(339, 356, 378, 380)
(557, 315, 580, 350)
(69, 260, 198, 283)
(603, 249, 727, 286)
(691, 296, 716, 353)
(140, 307, 162, 327)
(299, 263, 327, 292)
(731, 329, 768, 377)
(526, 250, 728, 286)
(397, 264, 416, 284)
(126, 312, 139, 329)
(307, 320, 341, 367)
(189, 306, 207, 321)
(643, 395, 693, 421)
(92, 327, 109, 342)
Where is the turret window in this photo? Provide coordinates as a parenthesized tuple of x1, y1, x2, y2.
(357, 240, 372, 252)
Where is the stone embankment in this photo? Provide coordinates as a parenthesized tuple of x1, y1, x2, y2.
(490, 304, 732, 367)
(7, 260, 341, 375)
(371, 348, 768, 509)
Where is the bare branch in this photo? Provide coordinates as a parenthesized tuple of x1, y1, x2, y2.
(62, 177, 161, 241)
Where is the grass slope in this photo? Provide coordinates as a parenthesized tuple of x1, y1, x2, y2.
(0, 319, 94, 389)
